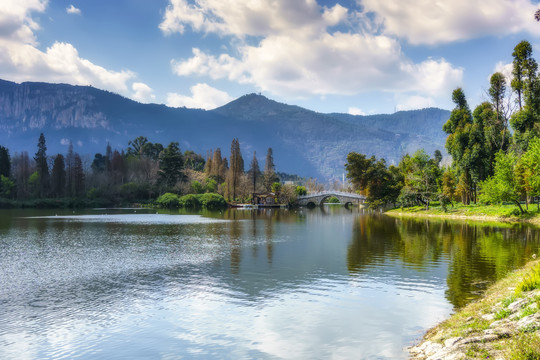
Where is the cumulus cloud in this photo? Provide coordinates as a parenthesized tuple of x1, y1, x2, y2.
(396, 95, 434, 111)
(160, 0, 345, 37)
(132, 82, 156, 103)
(348, 107, 366, 116)
(0, 1, 140, 98)
(66, 5, 81, 15)
(166, 83, 233, 109)
(361, 0, 540, 45)
(493, 61, 514, 83)
(163, 0, 463, 102)
(171, 34, 462, 97)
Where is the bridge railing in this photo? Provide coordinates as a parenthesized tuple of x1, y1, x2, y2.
(297, 191, 365, 199)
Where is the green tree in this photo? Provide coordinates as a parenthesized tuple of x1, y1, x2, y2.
(520, 137, 540, 209)
(184, 150, 205, 171)
(443, 88, 488, 204)
(158, 142, 184, 189)
(0, 175, 15, 198)
(73, 153, 85, 197)
(0, 145, 10, 178)
(227, 138, 244, 201)
(127, 136, 149, 157)
(295, 185, 307, 196)
(51, 154, 66, 198)
(479, 151, 525, 214)
(398, 150, 440, 209)
(511, 40, 537, 110)
(488, 72, 511, 151)
(247, 151, 261, 194)
(34, 133, 49, 197)
(263, 148, 278, 191)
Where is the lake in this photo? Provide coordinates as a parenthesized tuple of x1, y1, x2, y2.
(1, 207, 539, 359)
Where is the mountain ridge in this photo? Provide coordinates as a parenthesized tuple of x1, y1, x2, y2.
(0, 79, 450, 179)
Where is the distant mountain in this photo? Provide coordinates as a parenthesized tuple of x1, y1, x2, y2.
(0, 79, 450, 180)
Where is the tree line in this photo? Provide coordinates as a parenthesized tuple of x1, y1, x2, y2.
(0, 134, 307, 208)
(345, 40, 540, 213)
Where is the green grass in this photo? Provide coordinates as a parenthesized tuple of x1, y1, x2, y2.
(495, 308, 513, 320)
(387, 202, 540, 224)
(517, 263, 540, 293)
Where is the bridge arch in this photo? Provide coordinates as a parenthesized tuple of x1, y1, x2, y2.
(296, 191, 365, 207)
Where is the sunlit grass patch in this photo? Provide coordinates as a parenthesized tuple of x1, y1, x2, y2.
(517, 264, 540, 293)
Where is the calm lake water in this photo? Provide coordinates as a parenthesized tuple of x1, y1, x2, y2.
(1, 207, 540, 359)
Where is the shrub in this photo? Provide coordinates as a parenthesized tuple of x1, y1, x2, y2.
(199, 193, 227, 209)
(517, 263, 540, 293)
(156, 193, 180, 208)
(179, 194, 201, 208)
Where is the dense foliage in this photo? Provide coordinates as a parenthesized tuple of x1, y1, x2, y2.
(0, 133, 306, 208)
(346, 40, 540, 212)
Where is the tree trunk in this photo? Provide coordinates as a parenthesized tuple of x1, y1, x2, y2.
(514, 200, 525, 214)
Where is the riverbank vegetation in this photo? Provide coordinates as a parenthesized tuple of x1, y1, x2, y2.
(0, 134, 310, 209)
(410, 260, 540, 359)
(346, 40, 540, 219)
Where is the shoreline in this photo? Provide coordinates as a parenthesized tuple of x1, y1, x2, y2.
(385, 209, 540, 227)
(407, 260, 540, 359)
(388, 209, 540, 358)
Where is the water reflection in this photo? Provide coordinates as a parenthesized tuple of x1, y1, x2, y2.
(348, 215, 540, 308)
(1, 208, 539, 359)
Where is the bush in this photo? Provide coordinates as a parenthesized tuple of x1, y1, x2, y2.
(179, 194, 201, 208)
(199, 193, 227, 209)
(517, 263, 540, 293)
(156, 192, 181, 208)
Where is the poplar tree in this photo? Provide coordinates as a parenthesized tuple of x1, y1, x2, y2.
(227, 138, 244, 201)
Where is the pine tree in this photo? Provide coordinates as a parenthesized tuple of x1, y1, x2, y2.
(73, 153, 85, 196)
(34, 133, 49, 198)
(247, 151, 261, 194)
(51, 154, 66, 198)
(0, 145, 10, 178)
(263, 147, 278, 191)
(158, 142, 184, 189)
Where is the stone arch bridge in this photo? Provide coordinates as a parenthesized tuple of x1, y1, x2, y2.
(297, 191, 366, 207)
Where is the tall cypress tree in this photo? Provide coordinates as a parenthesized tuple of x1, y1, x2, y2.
(34, 133, 49, 198)
(0, 145, 10, 178)
(51, 154, 66, 198)
(263, 147, 278, 191)
(248, 151, 261, 194)
(227, 138, 244, 201)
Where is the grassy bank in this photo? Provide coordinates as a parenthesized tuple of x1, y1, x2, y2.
(386, 202, 540, 226)
(410, 260, 540, 359)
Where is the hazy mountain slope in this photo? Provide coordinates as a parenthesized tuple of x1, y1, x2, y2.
(0, 80, 450, 179)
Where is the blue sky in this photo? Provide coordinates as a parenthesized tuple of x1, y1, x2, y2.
(1, 0, 539, 115)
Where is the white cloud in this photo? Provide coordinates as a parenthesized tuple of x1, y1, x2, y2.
(361, 0, 540, 45)
(172, 34, 462, 98)
(0, 1, 140, 98)
(166, 83, 233, 109)
(164, 0, 463, 100)
(132, 82, 156, 103)
(66, 5, 81, 15)
(493, 61, 514, 83)
(395, 95, 434, 111)
(348, 107, 366, 116)
(159, 0, 344, 37)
